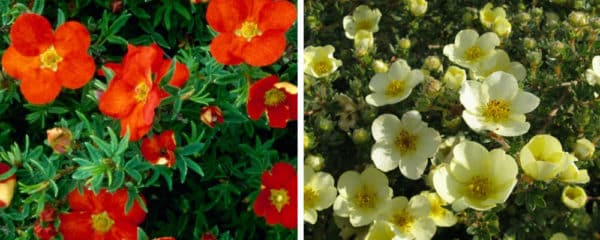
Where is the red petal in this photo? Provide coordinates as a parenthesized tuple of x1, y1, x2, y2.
(67, 188, 101, 212)
(1, 46, 40, 80)
(54, 21, 91, 57)
(247, 76, 279, 120)
(119, 87, 161, 141)
(58, 212, 95, 240)
(158, 130, 177, 150)
(206, 0, 248, 33)
(122, 44, 164, 74)
(262, 162, 296, 189)
(252, 189, 271, 217)
(280, 199, 297, 229)
(209, 34, 245, 66)
(104, 189, 147, 225)
(108, 222, 140, 240)
(141, 136, 161, 163)
(286, 92, 298, 121)
(19, 69, 61, 105)
(157, 60, 189, 88)
(98, 77, 137, 119)
(57, 52, 95, 89)
(241, 31, 286, 67)
(266, 103, 290, 128)
(258, 1, 297, 31)
(9, 13, 53, 56)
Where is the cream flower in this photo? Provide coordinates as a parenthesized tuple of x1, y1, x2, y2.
(377, 195, 436, 240)
(304, 45, 343, 78)
(442, 66, 466, 90)
(409, 0, 428, 17)
(460, 71, 539, 136)
(420, 191, 457, 227)
(304, 167, 337, 224)
(354, 30, 375, 53)
(333, 167, 393, 227)
(557, 154, 590, 184)
(366, 59, 424, 106)
(371, 111, 441, 180)
(493, 17, 512, 37)
(471, 50, 527, 81)
(343, 5, 382, 39)
(549, 233, 569, 240)
(573, 138, 595, 160)
(561, 185, 587, 209)
(433, 135, 466, 165)
(479, 3, 506, 28)
(519, 135, 568, 181)
(585, 56, 600, 85)
(443, 30, 500, 69)
(364, 221, 396, 240)
(433, 140, 518, 211)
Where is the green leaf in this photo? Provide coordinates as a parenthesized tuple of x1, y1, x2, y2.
(108, 12, 131, 36)
(180, 143, 204, 156)
(173, 2, 191, 21)
(106, 35, 128, 46)
(32, 0, 44, 14)
(186, 157, 204, 177)
(56, 8, 65, 26)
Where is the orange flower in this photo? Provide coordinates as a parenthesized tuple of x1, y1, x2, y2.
(59, 188, 147, 240)
(247, 76, 297, 128)
(141, 130, 177, 167)
(200, 106, 224, 128)
(98, 44, 189, 141)
(34, 205, 57, 240)
(206, 0, 297, 66)
(1, 13, 95, 104)
(46, 127, 73, 154)
(253, 162, 297, 229)
(0, 163, 16, 208)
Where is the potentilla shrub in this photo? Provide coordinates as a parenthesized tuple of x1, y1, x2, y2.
(0, 0, 298, 239)
(304, 0, 600, 239)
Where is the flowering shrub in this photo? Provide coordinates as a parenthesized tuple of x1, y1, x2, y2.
(304, 0, 600, 239)
(0, 0, 297, 239)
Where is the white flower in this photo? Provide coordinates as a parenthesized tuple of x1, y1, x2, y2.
(561, 185, 587, 209)
(364, 221, 396, 240)
(471, 50, 527, 81)
(442, 66, 466, 90)
(557, 154, 590, 184)
(409, 0, 428, 17)
(354, 30, 375, 53)
(519, 135, 568, 181)
(493, 17, 512, 37)
(333, 167, 393, 227)
(304, 45, 343, 78)
(377, 195, 436, 240)
(371, 111, 441, 180)
(585, 56, 600, 85)
(460, 71, 539, 136)
(443, 30, 500, 69)
(304, 167, 337, 224)
(479, 3, 506, 28)
(433, 140, 518, 211)
(366, 59, 424, 106)
(420, 191, 457, 227)
(343, 5, 382, 39)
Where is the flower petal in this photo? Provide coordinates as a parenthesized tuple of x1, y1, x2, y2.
(371, 114, 400, 142)
(98, 77, 137, 119)
(58, 212, 95, 240)
(258, 0, 296, 31)
(510, 91, 539, 114)
(209, 33, 245, 65)
(206, 0, 248, 33)
(57, 52, 95, 89)
(1, 46, 40, 80)
(10, 13, 53, 56)
(19, 69, 61, 104)
(371, 141, 400, 172)
(484, 71, 518, 101)
(241, 31, 287, 67)
(54, 21, 91, 56)
(266, 103, 291, 128)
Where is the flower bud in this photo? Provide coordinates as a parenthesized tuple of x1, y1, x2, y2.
(442, 66, 466, 90)
(549, 233, 568, 240)
(305, 154, 325, 171)
(304, 132, 316, 150)
(515, 12, 531, 25)
(354, 30, 374, 55)
(34, 222, 57, 240)
(573, 138, 595, 160)
(318, 118, 334, 132)
(352, 128, 370, 144)
(523, 38, 536, 50)
(423, 56, 442, 73)
(46, 127, 73, 154)
(399, 38, 411, 49)
(153, 237, 176, 240)
(569, 11, 588, 27)
(561, 185, 587, 209)
(409, 0, 428, 17)
(425, 78, 441, 96)
(493, 17, 512, 37)
(372, 60, 389, 73)
(201, 233, 217, 240)
(0, 163, 16, 208)
(200, 106, 224, 128)
(526, 51, 542, 67)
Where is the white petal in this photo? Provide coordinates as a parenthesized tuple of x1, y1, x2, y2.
(415, 127, 441, 158)
(508, 62, 527, 81)
(408, 195, 430, 217)
(389, 60, 410, 81)
(452, 141, 487, 175)
(371, 141, 400, 172)
(333, 197, 351, 217)
(494, 117, 530, 136)
(372, 114, 401, 141)
(399, 154, 428, 180)
(317, 185, 338, 210)
(362, 167, 390, 189)
(343, 16, 357, 39)
(455, 29, 478, 47)
(304, 209, 318, 224)
(369, 73, 390, 92)
(432, 167, 460, 203)
(366, 93, 390, 107)
(510, 91, 539, 114)
(476, 32, 500, 52)
(462, 111, 485, 132)
(350, 211, 376, 227)
(593, 56, 600, 72)
(407, 69, 425, 88)
(488, 149, 518, 184)
(459, 80, 485, 112)
(484, 71, 518, 101)
(337, 171, 361, 197)
(411, 218, 436, 240)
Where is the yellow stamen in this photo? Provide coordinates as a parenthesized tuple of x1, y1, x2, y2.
(91, 211, 115, 233)
(264, 88, 286, 107)
(269, 188, 290, 212)
(356, 21, 372, 31)
(468, 176, 489, 199)
(304, 186, 318, 209)
(482, 99, 511, 122)
(390, 211, 413, 233)
(235, 21, 262, 41)
(39, 46, 63, 72)
(385, 80, 406, 97)
(134, 82, 150, 102)
(465, 46, 482, 61)
(395, 130, 417, 153)
(313, 61, 332, 76)
(354, 187, 376, 209)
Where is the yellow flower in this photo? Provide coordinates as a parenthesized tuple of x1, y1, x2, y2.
(409, 0, 428, 17)
(354, 30, 374, 54)
(333, 167, 393, 226)
(561, 185, 587, 209)
(343, 5, 382, 39)
(304, 45, 343, 78)
(472, 50, 526, 81)
(364, 221, 396, 240)
(585, 56, 600, 85)
(304, 167, 337, 224)
(557, 154, 590, 184)
(366, 59, 424, 106)
(443, 30, 500, 69)
(549, 232, 569, 240)
(373, 60, 389, 73)
(573, 138, 595, 160)
(460, 71, 539, 136)
(433, 140, 518, 211)
(479, 3, 506, 28)
(493, 17, 512, 37)
(377, 195, 436, 239)
(519, 135, 567, 181)
(371, 111, 441, 180)
(442, 66, 466, 90)
(420, 191, 457, 227)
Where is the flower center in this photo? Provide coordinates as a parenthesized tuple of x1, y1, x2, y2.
(39, 46, 63, 72)
(269, 188, 290, 212)
(314, 61, 333, 76)
(465, 46, 482, 61)
(385, 80, 406, 97)
(482, 99, 511, 122)
(356, 21, 372, 31)
(395, 130, 417, 153)
(467, 176, 489, 199)
(134, 82, 150, 102)
(354, 186, 376, 209)
(235, 21, 262, 41)
(390, 211, 413, 233)
(304, 186, 318, 209)
(91, 211, 114, 233)
(264, 88, 286, 107)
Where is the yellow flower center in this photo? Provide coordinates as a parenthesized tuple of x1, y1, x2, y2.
(354, 186, 376, 209)
(395, 130, 417, 153)
(465, 46, 482, 61)
(385, 80, 406, 97)
(467, 176, 489, 199)
(235, 21, 262, 41)
(39, 46, 63, 72)
(356, 21, 372, 31)
(390, 211, 413, 233)
(304, 186, 318, 209)
(91, 211, 115, 233)
(482, 99, 511, 122)
(314, 61, 333, 76)
(269, 188, 290, 212)
(264, 88, 286, 107)
(134, 82, 150, 102)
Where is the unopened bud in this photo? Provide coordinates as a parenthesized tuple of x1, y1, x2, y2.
(372, 60, 389, 73)
(305, 154, 325, 171)
(352, 128, 370, 144)
(0, 163, 16, 208)
(561, 185, 587, 209)
(47, 127, 72, 154)
(569, 11, 588, 27)
(399, 38, 411, 49)
(200, 106, 224, 128)
(573, 138, 595, 160)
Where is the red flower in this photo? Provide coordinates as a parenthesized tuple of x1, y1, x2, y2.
(153, 237, 175, 240)
(247, 76, 297, 128)
(1, 13, 95, 104)
(98, 44, 189, 141)
(59, 188, 147, 240)
(253, 162, 297, 229)
(200, 106, 224, 128)
(0, 163, 16, 208)
(34, 222, 57, 240)
(141, 130, 177, 167)
(206, 0, 297, 66)
(201, 232, 217, 240)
